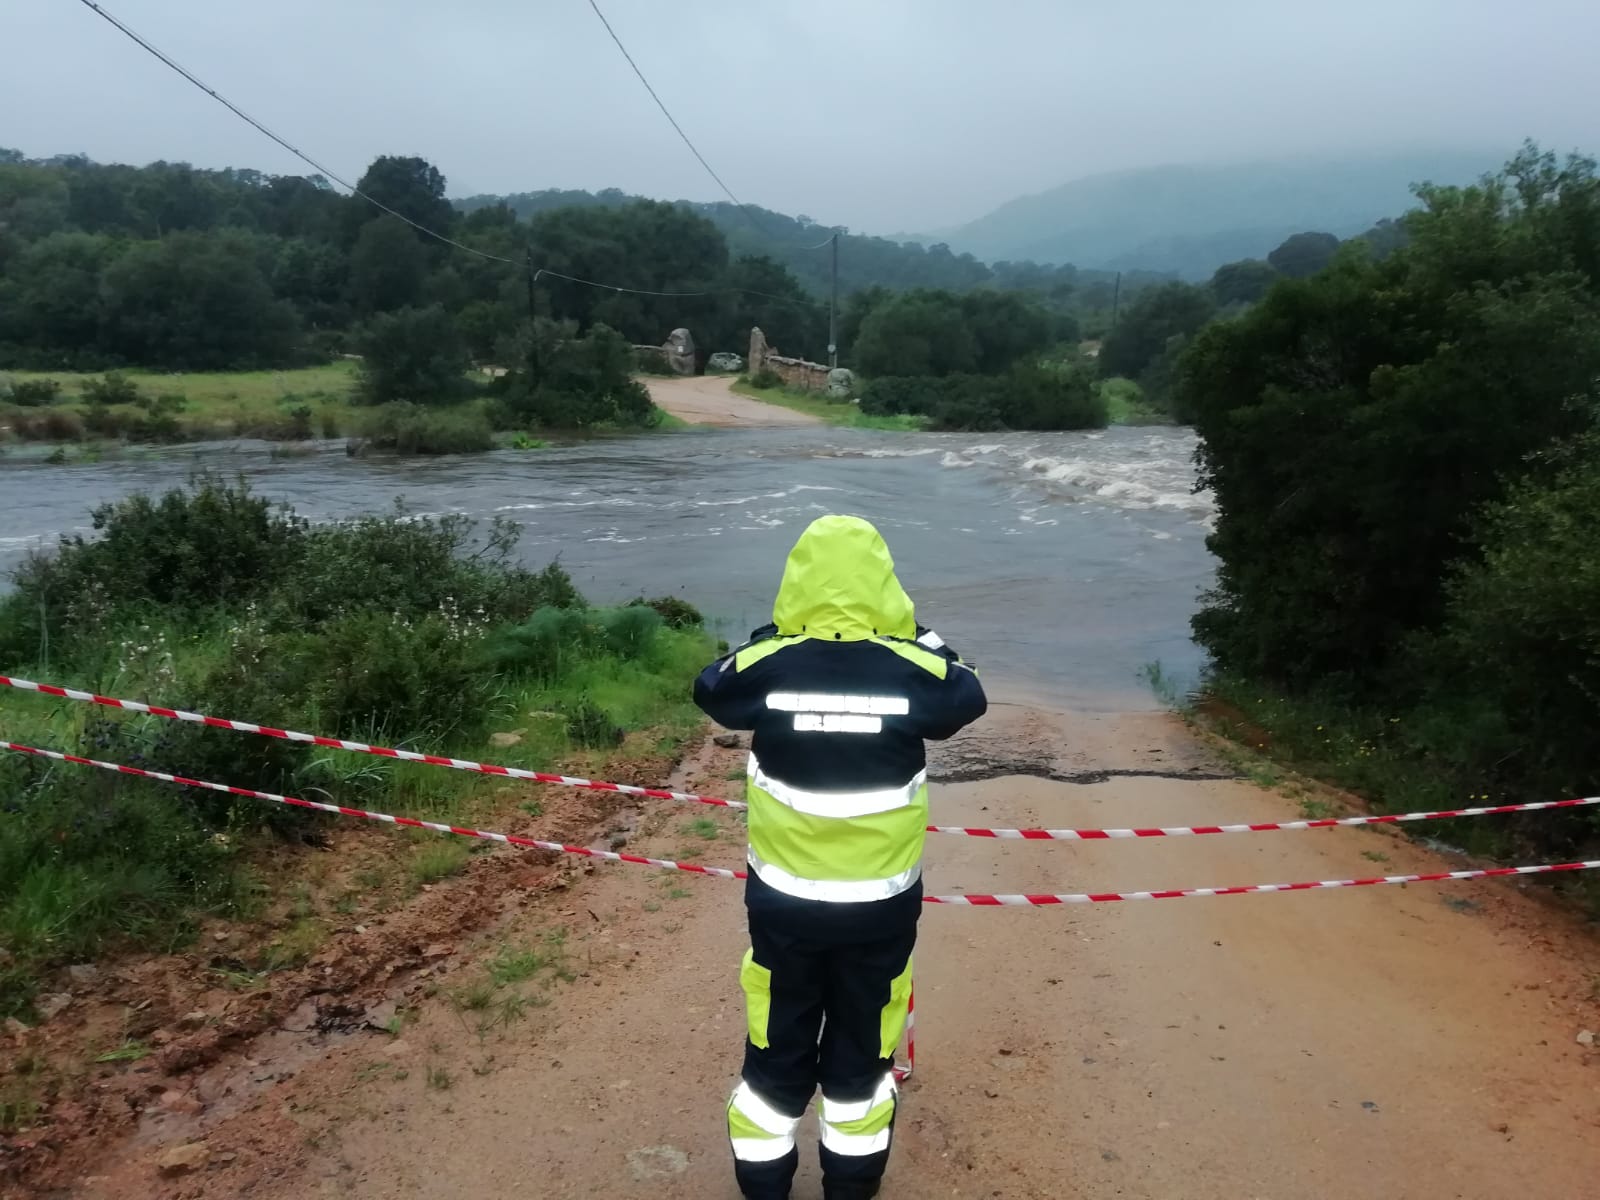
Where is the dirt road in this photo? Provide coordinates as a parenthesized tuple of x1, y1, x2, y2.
(61, 705, 1600, 1199)
(646, 375, 821, 427)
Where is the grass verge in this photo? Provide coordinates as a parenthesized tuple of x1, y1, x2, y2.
(0, 363, 359, 441)
(1100, 377, 1171, 426)
(0, 475, 713, 1020)
(731, 380, 927, 431)
(1187, 671, 1600, 914)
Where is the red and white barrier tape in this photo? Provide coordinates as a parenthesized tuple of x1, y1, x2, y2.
(0, 675, 745, 809)
(927, 795, 1600, 840)
(922, 859, 1600, 905)
(5, 738, 1597, 907)
(7, 676, 1595, 842)
(0, 739, 743, 881)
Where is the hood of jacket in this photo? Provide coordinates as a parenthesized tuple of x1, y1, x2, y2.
(771, 515, 916, 642)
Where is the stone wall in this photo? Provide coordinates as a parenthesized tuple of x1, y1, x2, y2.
(748, 326, 831, 391)
(763, 354, 833, 392)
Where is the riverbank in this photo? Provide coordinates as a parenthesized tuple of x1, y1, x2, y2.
(1186, 674, 1600, 915)
(0, 476, 714, 1028)
(0, 364, 360, 442)
(0, 364, 693, 459)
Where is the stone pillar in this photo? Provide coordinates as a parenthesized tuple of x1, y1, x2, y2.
(748, 327, 769, 376)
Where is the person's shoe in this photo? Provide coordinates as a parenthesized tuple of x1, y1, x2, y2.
(822, 1179, 881, 1200)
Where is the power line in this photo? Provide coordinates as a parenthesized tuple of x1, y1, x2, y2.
(75, 0, 828, 312)
(584, 0, 789, 241)
(73, 0, 516, 264)
(534, 268, 711, 298)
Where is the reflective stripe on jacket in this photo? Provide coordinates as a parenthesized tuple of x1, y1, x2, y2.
(694, 516, 987, 904)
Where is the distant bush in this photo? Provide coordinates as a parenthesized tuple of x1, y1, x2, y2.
(5, 379, 61, 407)
(356, 401, 493, 454)
(861, 361, 1106, 431)
(748, 368, 783, 389)
(81, 372, 143, 407)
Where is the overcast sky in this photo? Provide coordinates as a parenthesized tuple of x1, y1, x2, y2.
(6, 0, 1599, 232)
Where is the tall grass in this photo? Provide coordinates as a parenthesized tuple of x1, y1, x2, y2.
(0, 475, 711, 1018)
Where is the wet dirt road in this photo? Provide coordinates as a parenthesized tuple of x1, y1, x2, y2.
(74, 705, 1600, 1200)
(644, 376, 821, 427)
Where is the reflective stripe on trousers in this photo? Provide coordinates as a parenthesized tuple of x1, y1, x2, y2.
(819, 1072, 898, 1157)
(728, 1081, 801, 1163)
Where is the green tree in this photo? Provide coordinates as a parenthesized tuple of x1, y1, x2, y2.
(356, 306, 471, 405)
(837, 286, 891, 363)
(1098, 282, 1215, 379)
(351, 155, 454, 238)
(958, 290, 1055, 373)
(852, 290, 978, 377)
(1415, 447, 1600, 801)
(1180, 148, 1600, 691)
(1267, 231, 1341, 279)
(0, 232, 120, 366)
(350, 215, 429, 313)
(502, 320, 655, 428)
(99, 232, 300, 369)
(1209, 259, 1279, 307)
(530, 200, 727, 341)
(712, 255, 826, 361)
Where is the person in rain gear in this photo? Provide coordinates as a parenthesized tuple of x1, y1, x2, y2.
(694, 515, 987, 1200)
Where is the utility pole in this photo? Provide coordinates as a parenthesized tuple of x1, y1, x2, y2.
(525, 246, 541, 384)
(1110, 271, 1122, 330)
(828, 230, 839, 369)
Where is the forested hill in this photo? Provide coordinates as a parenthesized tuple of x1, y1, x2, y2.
(454, 189, 1162, 299)
(928, 150, 1500, 278)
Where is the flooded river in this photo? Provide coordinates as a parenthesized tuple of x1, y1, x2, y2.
(0, 425, 1215, 710)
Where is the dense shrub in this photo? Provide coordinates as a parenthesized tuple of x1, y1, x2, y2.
(861, 361, 1106, 431)
(81, 372, 142, 406)
(499, 321, 656, 429)
(0, 475, 705, 1015)
(484, 605, 664, 682)
(355, 305, 473, 405)
(4, 378, 61, 406)
(1180, 145, 1600, 862)
(1406, 452, 1600, 821)
(7, 475, 304, 640)
(629, 595, 705, 628)
(356, 401, 494, 454)
(748, 368, 782, 389)
(1182, 149, 1600, 691)
(1099, 282, 1216, 380)
(2, 405, 85, 441)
